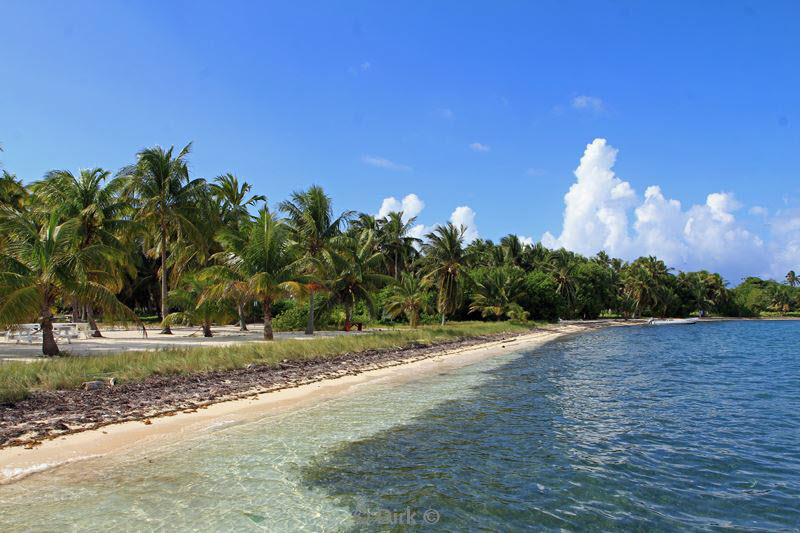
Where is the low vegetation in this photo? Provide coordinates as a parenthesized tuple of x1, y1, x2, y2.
(0, 322, 531, 403)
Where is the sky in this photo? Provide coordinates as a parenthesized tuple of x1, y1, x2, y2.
(1, 1, 799, 284)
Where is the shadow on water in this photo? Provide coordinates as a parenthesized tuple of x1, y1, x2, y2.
(299, 322, 800, 532)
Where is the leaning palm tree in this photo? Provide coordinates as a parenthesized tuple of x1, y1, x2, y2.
(0, 208, 142, 355)
(279, 185, 352, 334)
(422, 223, 470, 325)
(385, 272, 430, 328)
(119, 143, 206, 334)
(33, 168, 131, 336)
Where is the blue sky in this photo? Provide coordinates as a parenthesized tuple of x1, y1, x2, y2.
(2, 1, 799, 282)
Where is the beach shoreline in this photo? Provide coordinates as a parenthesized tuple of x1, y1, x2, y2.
(0, 321, 624, 484)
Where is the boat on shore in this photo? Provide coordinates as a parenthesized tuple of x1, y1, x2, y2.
(647, 318, 699, 325)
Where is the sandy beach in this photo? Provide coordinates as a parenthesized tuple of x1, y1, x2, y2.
(0, 322, 616, 484)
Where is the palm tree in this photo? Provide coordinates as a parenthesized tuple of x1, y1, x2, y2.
(33, 168, 130, 336)
(164, 273, 232, 337)
(385, 273, 430, 328)
(119, 143, 206, 334)
(500, 234, 525, 268)
(0, 171, 28, 210)
(422, 223, 470, 325)
(469, 268, 526, 319)
(786, 270, 798, 287)
(279, 185, 352, 334)
(202, 223, 255, 331)
(319, 230, 391, 330)
(0, 209, 141, 355)
(546, 251, 578, 315)
(242, 209, 303, 340)
(379, 212, 422, 279)
(210, 173, 265, 227)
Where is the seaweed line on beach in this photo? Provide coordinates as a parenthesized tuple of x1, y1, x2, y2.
(0, 327, 599, 449)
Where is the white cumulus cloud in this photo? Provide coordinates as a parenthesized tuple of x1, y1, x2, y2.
(376, 193, 425, 222)
(450, 206, 479, 243)
(543, 138, 770, 281)
(362, 155, 411, 171)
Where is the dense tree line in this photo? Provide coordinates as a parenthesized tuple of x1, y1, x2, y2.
(1, 143, 798, 355)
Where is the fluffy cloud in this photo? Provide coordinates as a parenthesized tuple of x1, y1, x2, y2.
(469, 142, 490, 153)
(571, 95, 604, 112)
(519, 236, 535, 246)
(362, 155, 411, 171)
(543, 138, 772, 281)
(376, 193, 425, 222)
(450, 205, 479, 243)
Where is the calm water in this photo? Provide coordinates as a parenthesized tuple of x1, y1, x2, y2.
(1, 321, 799, 531)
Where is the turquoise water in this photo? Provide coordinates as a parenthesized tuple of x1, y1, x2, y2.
(1, 321, 799, 531)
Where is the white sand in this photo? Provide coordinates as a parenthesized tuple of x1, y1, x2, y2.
(0, 324, 603, 484)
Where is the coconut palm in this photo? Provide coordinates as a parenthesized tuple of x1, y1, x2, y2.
(241, 209, 303, 339)
(379, 211, 422, 279)
(210, 173, 265, 227)
(422, 223, 470, 325)
(201, 223, 255, 331)
(786, 270, 798, 288)
(119, 143, 206, 334)
(0, 208, 141, 355)
(204, 208, 301, 340)
(0, 171, 27, 210)
(469, 268, 527, 319)
(279, 185, 352, 334)
(546, 251, 578, 315)
(500, 234, 525, 268)
(33, 168, 131, 336)
(319, 230, 391, 330)
(163, 273, 232, 337)
(385, 273, 430, 328)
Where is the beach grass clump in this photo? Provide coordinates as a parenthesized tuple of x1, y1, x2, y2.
(0, 321, 531, 404)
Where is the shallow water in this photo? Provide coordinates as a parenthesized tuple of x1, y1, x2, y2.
(2, 321, 799, 531)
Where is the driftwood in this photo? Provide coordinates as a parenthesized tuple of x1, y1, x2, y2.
(82, 377, 116, 390)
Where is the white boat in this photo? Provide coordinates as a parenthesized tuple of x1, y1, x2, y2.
(647, 318, 698, 325)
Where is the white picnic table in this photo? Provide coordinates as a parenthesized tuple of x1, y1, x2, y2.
(4, 323, 88, 344)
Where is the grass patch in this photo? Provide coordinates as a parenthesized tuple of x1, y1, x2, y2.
(0, 321, 532, 404)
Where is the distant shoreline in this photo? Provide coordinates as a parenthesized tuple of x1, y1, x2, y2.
(0, 321, 622, 484)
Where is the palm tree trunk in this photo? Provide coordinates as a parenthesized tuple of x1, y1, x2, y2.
(262, 298, 273, 340)
(441, 312, 446, 326)
(87, 306, 103, 337)
(305, 288, 315, 335)
(345, 305, 352, 332)
(238, 303, 248, 331)
(160, 225, 171, 334)
(41, 299, 59, 356)
(202, 318, 213, 337)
